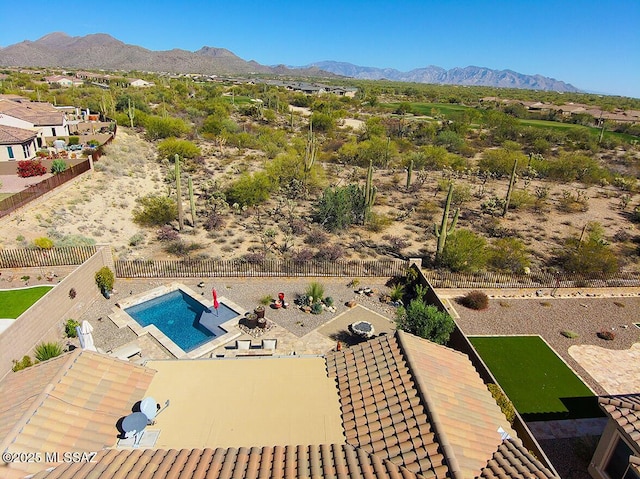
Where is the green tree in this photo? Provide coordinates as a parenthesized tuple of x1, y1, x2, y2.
(396, 299, 455, 345)
(226, 172, 272, 207)
(313, 185, 365, 231)
(158, 138, 201, 160)
(144, 115, 189, 140)
(478, 148, 527, 177)
(488, 238, 530, 273)
(556, 223, 619, 276)
(133, 195, 178, 226)
(439, 229, 488, 272)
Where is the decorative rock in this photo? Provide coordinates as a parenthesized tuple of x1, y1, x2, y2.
(346, 300, 357, 308)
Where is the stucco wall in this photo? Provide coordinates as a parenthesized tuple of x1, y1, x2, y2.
(0, 246, 112, 378)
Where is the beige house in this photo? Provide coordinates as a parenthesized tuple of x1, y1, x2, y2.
(0, 124, 38, 161)
(589, 395, 640, 479)
(0, 99, 69, 145)
(2, 331, 559, 479)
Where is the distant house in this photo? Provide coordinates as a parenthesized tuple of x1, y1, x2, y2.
(43, 75, 74, 87)
(589, 394, 640, 479)
(129, 78, 155, 88)
(0, 99, 69, 145)
(0, 124, 38, 161)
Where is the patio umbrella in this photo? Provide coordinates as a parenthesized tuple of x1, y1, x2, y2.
(212, 288, 219, 315)
(76, 320, 97, 351)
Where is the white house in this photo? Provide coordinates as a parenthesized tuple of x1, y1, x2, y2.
(0, 99, 69, 146)
(0, 124, 38, 161)
(129, 78, 155, 88)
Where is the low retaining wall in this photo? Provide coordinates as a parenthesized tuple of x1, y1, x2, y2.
(0, 246, 112, 378)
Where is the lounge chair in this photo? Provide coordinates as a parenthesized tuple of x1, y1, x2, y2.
(236, 339, 251, 350)
(261, 339, 277, 350)
(108, 341, 142, 361)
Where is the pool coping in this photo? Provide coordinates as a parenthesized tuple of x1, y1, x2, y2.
(110, 282, 245, 359)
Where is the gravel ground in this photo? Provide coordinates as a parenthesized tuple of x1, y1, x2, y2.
(447, 294, 640, 395)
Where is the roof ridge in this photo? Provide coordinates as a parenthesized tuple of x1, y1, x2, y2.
(395, 330, 464, 479)
(599, 394, 640, 411)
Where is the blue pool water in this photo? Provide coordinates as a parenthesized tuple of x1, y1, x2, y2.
(125, 290, 239, 352)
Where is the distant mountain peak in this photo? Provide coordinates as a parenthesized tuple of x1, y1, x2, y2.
(303, 61, 581, 92)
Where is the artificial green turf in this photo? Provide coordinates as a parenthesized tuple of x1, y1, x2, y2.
(469, 335, 601, 420)
(0, 286, 54, 319)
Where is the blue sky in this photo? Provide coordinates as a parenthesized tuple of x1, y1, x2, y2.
(1, 0, 639, 98)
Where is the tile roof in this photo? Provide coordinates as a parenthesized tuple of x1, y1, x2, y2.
(0, 124, 38, 144)
(325, 333, 449, 478)
(0, 99, 64, 126)
(478, 439, 559, 479)
(30, 444, 424, 479)
(396, 331, 517, 479)
(599, 394, 640, 448)
(0, 350, 155, 476)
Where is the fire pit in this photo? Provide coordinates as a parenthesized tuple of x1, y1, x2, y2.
(348, 321, 375, 339)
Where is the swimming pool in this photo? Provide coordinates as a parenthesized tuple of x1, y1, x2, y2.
(124, 289, 239, 352)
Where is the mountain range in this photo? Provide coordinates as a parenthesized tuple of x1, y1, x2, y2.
(0, 32, 580, 92)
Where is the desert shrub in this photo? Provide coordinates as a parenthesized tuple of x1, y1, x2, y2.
(561, 330, 579, 339)
(34, 342, 63, 362)
(439, 229, 488, 272)
(143, 115, 190, 140)
(313, 185, 366, 231)
(67, 136, 80, 146)
(508, 189, 535, 210)
(459, 290, 489, 310)
(266, 151, 326, 197)
(597, 330, 615, 341)
(164, 240, 203, 257)
(128, 232, 146, 246)
(557, 190, 590, 213)
(157, 225, 179, 242)
(95, 266, 115, 293)
(324, 296, 334, 307)
(389, 283, 405, 301)
(33, 237, 54, 249)
(396, 299, 455, 345)
(51, 159, 67, 174)
(292, 248, 314, 264)
(12, 355, 33, 372)
(65, 319, 80, 338)
(305, 282, 325, 304)
(314, 245, 345, 261)
(556, 223, 618, 276)
(488, 237, 530, 273)
(365, 212, 393, 232)
(487, 384, 515, 424)
(226, 172, 272, 207)
(478, 149, 527, 177)
(133, 195, 177, 226)
(157, 138, 201, 160)
(243, 251, 265, 263)
(387, 235, 410, 253)
(545, 152, 609, 184)
(203, 211, 226, 231)
(17, 159, 47, 177)
(304, 229, 329, 246)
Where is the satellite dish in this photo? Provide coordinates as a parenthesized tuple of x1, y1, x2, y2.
(140, 397, 157, 420)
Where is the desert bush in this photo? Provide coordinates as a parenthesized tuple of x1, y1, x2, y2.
(243, 251, 266, 263)
(478, 149, 527, 177)
(128, 232, 146, 246)
(157, 138, 201, 160)
(557, 190, 590, 213)
(488, 237, 530, 273)
(314, 245, 345, 261)
(65, 319, 80, 338)
(458, 290, 489, 310)
(561, 330, 579, 339)
(597, 330, 615, 340)
(556, 223, 618, 276)
(389, 283, 405, 301)
(51, 159, 67, 174)
(439, 229, 488, 272)
(133, 195, 177, 226)
(34, 342, 63, 362)
(304, 229, 329, 246)
(157, 225, 179, 242)
(366, 212, 394, 233)
(314, 185, 366, 231)
(292, 248, 314, 264)
(203, 211, 226, 231)
(95, 266, 115, 293)
(508, 189, 535, 210)
(12, 355, 33, 372)
(324, 296, 334, 307)
(386, 235, 410, 253)
(17, 159, 47, 177)
(487, 384, 515, 424)
(226, 172, 272, 207)
(143, 115, 190, 140)
(33, 237, 54, 249)
(164, 240, 203, 257)
(396, 299, 455, 345)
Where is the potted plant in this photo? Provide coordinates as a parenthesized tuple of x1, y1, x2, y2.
(257, 316, 267, 329)
(245, 312, 258, 329)
(95, 266, 115, 298)
(254, 305, 265, 319)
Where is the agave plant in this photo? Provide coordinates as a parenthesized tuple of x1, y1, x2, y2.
(305, 282, 325, 304)
(34, 342, 63, 362)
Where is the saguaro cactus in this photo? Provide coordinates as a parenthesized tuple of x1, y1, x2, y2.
(127, 98, 135, 128)
(435, 182, 459, 259)
(303, 120, 317, 188)
(502, 158, 518, 217)
(406, 159, 414, 190)
(175, 154, 184, 231)
(363, 159, 377, 221)
(188, 176, 196, 227)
